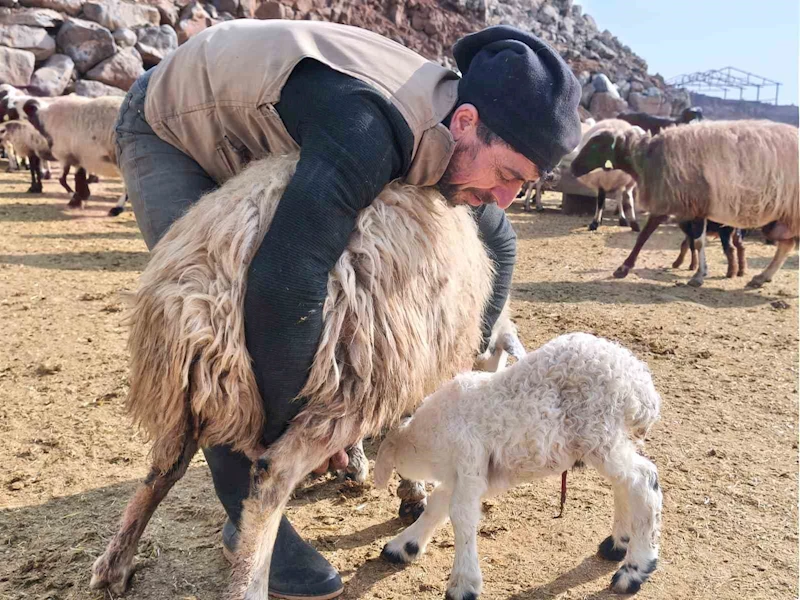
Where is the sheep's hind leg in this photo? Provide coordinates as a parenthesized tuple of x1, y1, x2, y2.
(68, 167, 90, 208)
(687, 219, 708, 287)
(590, 442, 662, 594)
(228, 428, 338, 600)
(382, 483, 452, 564)
(445, 473, 487, 600)
(719, 227, 736, 278)
(90, 436, 199, 594)
(397, 478, 428, 524)
(747, 232, 794, 288)
(344, 439, 369, 484)
(733, 230, 746, 277)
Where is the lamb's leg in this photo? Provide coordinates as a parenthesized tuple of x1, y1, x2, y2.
(522, 181, 533, 212)
(445, 474, 487, 600)
(68, 167, 90, 208)
(5, 145, 18, 171)
(228, 428, 338, 600)
(397, 478, 428, 524)
(614, 214, 669, 279)
(534, 179, 544, 212)
(344, 439, 369, 484)
(42, 160, 51, 180)
(108, 189, 128, 217)
(588, 188, 605, 231)
(747, 238, 795, 288)
(382, 483, 452, 563)
(688, 219, 708, 287)
(90, 435, 199, 594)
(719, 226, 736, 278)
(58, 163, 73, 194)
(733, 230, 746, 277)
(591, 443, 662, 595)
(619, 188, 639, 232)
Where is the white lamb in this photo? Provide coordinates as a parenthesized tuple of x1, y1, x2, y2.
(375, 332, 663, 598)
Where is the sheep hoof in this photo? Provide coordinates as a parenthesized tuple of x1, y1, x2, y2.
(27, 183, 42, 194)
(612, 265, 630, 279)
(629, 221, 641, 232)
(89, 552, 134, 594)
(535, 206, 545, 213)
(108, 206, 124, 217)
(618, 217, 629, 227)
(67, 196, 83, 209)
(588, 221, 599, 231)
(670, 260, 682, 269)
(687, 276, 704, 288)
(610, 559, 657, 594)
(445, 592, 479, 600)
(381, 543, 414, 565)
(43, 170, 52, 180)
(445, 576, 482, 600)
(746, 276, 767, 288)
(398, 498, 426, 524)
(87, 174, 100, 183)
(597, 536, 627, 562)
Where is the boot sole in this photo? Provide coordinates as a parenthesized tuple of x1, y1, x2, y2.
(222, 545, 343, 600)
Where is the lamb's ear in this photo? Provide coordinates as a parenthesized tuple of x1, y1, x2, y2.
(373, 434, 397, 490)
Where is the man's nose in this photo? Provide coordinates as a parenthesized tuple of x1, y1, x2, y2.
(493, 183, 519, 209)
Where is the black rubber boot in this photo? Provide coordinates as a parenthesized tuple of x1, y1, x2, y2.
(222, 517, 343, 600)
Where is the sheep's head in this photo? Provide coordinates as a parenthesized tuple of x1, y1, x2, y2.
(21, 98, 51, 148)
(680, 106, 704, 123)
(571, 131, 618, 177)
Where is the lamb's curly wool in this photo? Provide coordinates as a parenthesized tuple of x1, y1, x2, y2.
(376, 333, 662, 598)
(91, 152, 494, 599)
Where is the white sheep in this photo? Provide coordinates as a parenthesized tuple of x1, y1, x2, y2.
(375, 332, 663, 598)
(89, 153, 495, 598)
(572, 119, 799, 288)
(0, 121, 51, 193)
(20, 95, 128, 216)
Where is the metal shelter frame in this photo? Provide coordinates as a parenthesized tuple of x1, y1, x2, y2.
(668, 67, 781, 105)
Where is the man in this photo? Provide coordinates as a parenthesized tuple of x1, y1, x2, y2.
(115, 20, 580, 600)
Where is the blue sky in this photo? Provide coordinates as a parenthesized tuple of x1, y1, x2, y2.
(578, 0, 799, 106)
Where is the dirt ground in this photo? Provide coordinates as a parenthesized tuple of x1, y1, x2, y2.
(0, 165, 797, 600)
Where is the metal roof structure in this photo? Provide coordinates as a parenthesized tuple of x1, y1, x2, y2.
(668, 67, 781, 105)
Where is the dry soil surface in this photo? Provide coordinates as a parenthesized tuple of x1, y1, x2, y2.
(0, 166, 797, 600)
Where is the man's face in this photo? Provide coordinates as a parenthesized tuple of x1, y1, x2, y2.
(437, 104, 540, 210)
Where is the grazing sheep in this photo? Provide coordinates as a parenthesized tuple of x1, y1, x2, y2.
(375, 332, 662, 598)
(571, 119, 799, 288)
(20, 95, 128, 216)
(89, 153, 494, 598)
(617, 106, 704, 135)
(0, 121, 51, 193)
(673, 218, 746, 279)
(575, 119, 643, 232)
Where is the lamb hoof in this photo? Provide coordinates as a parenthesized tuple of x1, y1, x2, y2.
(27, 183, 42, 194)
(687, 277, 704, 288)
(630, 221, 641, 232)
(108, 206, 124, 217)
(380, 540, 418, 565)
(445, 592, 479, 600)
(398, 498, 426, 524)
(613, 265, 630, 279)
(746, 276, 768, 288)
(610, 559, 657, 595)
(588, 221, 599, 231)
(90, 552, 134, 594)
(445, 576, 482, 600)
(597, 536, 627, 562)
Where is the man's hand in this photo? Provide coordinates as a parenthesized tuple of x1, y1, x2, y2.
(312, 449, 349, 475)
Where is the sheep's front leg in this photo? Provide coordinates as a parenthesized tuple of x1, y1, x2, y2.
(688, 219, 708, 287)
(747, 237, 794, 288)
(446, 475, 487, 600)
(614, 214, 668, 279)
(382, 484, 452, 564)
(90, 436, 199, 594)
(588, 188, 605, 231)
(672, 236, 690, 269)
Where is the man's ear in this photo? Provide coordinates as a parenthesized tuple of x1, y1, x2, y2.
(449, 103, 479, 141)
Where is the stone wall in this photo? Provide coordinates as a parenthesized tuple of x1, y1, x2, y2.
(0, 0, 691, 117)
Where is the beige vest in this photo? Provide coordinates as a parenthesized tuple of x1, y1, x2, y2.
(144, 20, 460, 186)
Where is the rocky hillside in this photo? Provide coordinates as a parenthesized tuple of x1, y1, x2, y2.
(0, 0, 690, 117)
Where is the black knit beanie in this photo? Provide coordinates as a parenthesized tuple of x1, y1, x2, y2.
(453, 25, 582, 172)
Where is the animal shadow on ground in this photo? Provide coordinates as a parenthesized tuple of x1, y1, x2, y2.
(22, 231, 142, 241)
(505, 555, 619, 600)
(0, 250, 148, 272)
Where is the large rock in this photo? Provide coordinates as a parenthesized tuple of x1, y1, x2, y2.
(0, 24, 55, 60)
(139, 0, 179, 25)
(71, 77, 124, 96)
(175, 1, 212, 44)
(589, 91, 628, 120)
(0, 45, 34, 85)
(18, 0, 83, 16)
(0, 7, 65, 27)
(56, 17, 115, 72)
(112, 26, 136, 47)
(537, 3, 559, 25)
(135, 24, 176, 66)
(592, 73, 620, 98)
(212, 0, 238, 13)
(254, 0, 290, 19)
(627, 92, 671, 116)
(85, 45, 143, 90)
(27, 53, 73, 95)
(580, 81, 594, 108)
(81, 0, 159, 31)
(587, 38, 617, 60)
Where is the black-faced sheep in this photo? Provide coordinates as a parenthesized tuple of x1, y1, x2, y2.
(88, 153, 495, 598)
(21, 95, 128, 216)
(616, 106, 704, 135)
(375, 332, 662, 598)
(571, 119, 798, 288)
